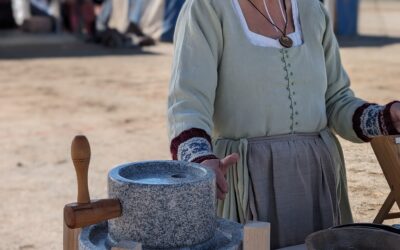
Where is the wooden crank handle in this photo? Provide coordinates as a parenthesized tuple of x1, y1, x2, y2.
(64, 199, 122, 229)
(71, 135, 91, 204)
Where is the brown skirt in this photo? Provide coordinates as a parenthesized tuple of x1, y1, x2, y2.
(246, 132, 340, 249)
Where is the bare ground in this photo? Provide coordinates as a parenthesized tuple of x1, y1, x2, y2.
(1, 1, 400, 249)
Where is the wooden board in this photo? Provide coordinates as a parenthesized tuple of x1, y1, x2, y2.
(243, 221, 271, 250)
(63, 221, 80, 250)
(371, 135, 400, 223)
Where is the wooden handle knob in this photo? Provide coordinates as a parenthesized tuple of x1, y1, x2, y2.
(71, 135, 91, 204)
(64, 199, 122, 229)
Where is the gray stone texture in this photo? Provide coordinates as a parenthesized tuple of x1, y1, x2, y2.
(108, 161, 217, 248)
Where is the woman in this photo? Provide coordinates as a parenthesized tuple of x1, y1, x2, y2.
(167, 0, 400, 248)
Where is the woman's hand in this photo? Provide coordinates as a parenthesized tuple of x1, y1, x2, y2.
(390, 102, 400, 133)
(201, 153, 240, 200)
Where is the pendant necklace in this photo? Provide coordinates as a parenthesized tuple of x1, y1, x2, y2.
(247, 0, 293, 48)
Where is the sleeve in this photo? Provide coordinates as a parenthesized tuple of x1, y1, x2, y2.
(167, 0, 223, 162)
(320, 3, 399, 142)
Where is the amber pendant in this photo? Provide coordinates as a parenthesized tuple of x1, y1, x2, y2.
(279, 36, 293, 48)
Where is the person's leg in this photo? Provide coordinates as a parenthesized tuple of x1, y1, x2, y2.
(80, 0, 96, 36)
(96, 0, 112, 32)
(12, 0, 31, 26)
(126, 22, 145, 36)
(30, 2, 50, 17)
(125, 0, 155, 46)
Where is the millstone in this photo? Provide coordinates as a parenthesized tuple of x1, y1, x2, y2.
(79, 219, 243, 250)
(107, 161, 216, 249)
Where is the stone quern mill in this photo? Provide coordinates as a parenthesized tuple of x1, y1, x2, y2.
(63, 136, 245, 250)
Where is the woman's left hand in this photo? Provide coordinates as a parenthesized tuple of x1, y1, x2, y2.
(390, 102, 400, 133)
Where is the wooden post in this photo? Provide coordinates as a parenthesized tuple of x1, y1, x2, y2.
(63, 135, 91, 250)
(63, 221, 80, 250)
(243, 221, 271, 250)
(371, 135, 400, 223)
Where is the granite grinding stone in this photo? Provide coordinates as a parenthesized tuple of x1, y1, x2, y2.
(79, 219, 243, 250)
(108, 161, 217, 249)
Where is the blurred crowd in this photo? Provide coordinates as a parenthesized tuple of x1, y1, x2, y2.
(0, 0, 186, 47)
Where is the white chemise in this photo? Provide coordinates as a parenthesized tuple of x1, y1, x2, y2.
(232, 0, 303, 48)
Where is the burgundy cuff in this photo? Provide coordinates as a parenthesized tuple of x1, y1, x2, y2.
(352, 103, 374, 142)
(170, 128, 215, 161)
(382, 101, 400, 135)
(353, 101, 400, 142)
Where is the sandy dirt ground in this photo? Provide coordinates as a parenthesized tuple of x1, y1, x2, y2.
(1, 1, 400, 249)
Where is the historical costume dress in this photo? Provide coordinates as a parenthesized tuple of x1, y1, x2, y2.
(167, 0, 399, 248)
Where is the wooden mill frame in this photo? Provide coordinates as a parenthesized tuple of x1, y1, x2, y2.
(371, 135, 400, 223)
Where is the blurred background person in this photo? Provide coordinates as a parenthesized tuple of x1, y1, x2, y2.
(61, 0, 96, 39)
(11, 0, 60, 32)
(95, 0, 155, 47)
(95, 0, 185, 47)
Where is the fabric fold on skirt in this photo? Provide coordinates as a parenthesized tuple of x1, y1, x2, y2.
(214, 138, 250, 223)
(320, 129, 354, 224)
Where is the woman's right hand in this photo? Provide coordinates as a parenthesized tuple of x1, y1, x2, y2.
(201, 153, 239, 200)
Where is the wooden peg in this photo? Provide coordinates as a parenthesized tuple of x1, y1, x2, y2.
(64, 135, 91, 250)
(71, 135, 91, 204)
(243, 221, 271, 250)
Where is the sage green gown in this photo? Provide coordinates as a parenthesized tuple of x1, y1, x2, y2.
(168, 0, 365, 248)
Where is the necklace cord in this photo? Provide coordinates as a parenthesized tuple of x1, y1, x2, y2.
(247, 0, 289, 36)
(282, 0, 288, 34)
